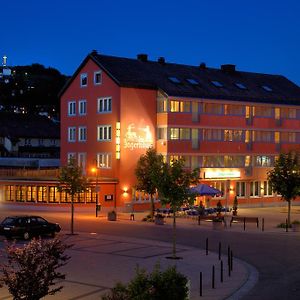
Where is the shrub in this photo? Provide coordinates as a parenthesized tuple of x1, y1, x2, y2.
(142, 214, 153, 222)
(0, 237, 71, 300)
(102, 264, 188, 300)
(277, 222, 292, 228)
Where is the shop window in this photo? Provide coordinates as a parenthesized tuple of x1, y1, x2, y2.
(236, 182, 246, 197)
(263, 181, 273, 196)
(250, 181, 260, 197)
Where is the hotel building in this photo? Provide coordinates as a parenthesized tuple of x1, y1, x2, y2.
(59, 51, 300, 211)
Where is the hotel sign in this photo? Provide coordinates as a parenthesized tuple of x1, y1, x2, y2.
(204, 170, 241, 179)
(124, 123, 153, 150)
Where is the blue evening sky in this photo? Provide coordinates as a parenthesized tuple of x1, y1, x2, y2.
(2, 0, 300, 85)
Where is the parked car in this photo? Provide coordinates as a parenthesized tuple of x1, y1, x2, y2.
(0, 216, 61, 240)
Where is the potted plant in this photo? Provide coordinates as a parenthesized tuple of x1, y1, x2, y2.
(107, 210, 117, 221)
(292, 220, 300, 232)
(154, 213, 165, 225)
(232, 196, 238, 216)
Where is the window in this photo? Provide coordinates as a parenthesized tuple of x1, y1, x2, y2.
(97, 153, 112, 168)
(224, 155, 245, 167)
(78, 153, 87, 171)
(224, 104, 244, 116)
(263, 181, 273, 196)
(24, 138, 31, 146)
(78, 126, 87, 142)
(203, 129, 222, 141)
(170, 100, 190, 112)
(168, 76, 181, 83)
(80, 73, 87, 87)
(253, 131, 272, 142)
(224, 130, 243, 142)
(211, 80, 223, 87)
(38, 139, 44, 146)
(235, 82, 247, 89)
(94, 71, 102, 85)
(250, 181, 260, 197)
(203, 103, 222, 114)
(97, 125, 112, 141)
(281, 108, 296, 119)
(79, 100, 87, 115)
(186, 78, 199, 85)
(262, 85, 272, 92)
(68, 127, 76, 142)
(67, 152, 76, 162)
(202, 156, 223, 168)
(98, 97, 112, 113)
(255, 156, 272, 167)
(170, 100, 180, 112)
(157, 127, 167, 140)
(68, 101, 76, 116)
(236, 182, 246, 197)
(170, 128, 179, 140)
(253, 106, 272, 117)
(281, 132, 296, 143)
(157, 97, 168, 112)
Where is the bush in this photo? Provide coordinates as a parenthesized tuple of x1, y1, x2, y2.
(142, 214, 153, 222)
(0, 237, 71, 300)
(277, 222, 292, 228)
(102, 264, 188, 300)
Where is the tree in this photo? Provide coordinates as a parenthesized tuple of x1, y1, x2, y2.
(0, 237, 71, 300)
(155, 159, 199, 258)
(57, 157, 89, 234)
(135, 147, 164, 219)
(268, 151, 300, 226)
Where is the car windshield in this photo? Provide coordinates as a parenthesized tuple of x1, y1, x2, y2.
(1, 217, 17, 226)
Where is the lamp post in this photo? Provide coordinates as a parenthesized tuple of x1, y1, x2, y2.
(91, 165, 100, 217)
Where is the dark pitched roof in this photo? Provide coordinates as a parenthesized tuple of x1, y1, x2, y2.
(60, 51, 300, 105)
(0, 113, 60, 139)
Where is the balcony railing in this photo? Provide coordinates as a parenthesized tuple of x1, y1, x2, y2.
(0, 168, 60, 179)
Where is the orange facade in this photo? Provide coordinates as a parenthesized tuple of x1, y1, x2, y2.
(60, 55, 300, 211)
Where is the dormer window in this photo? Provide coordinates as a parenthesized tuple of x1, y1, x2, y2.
(211, 80, 223, 87)
(235, 82, 247, 90)
(168, 76, 181, 84)
(186, 78, 199, 85)
(94, 71, 102, 85)
(80, 73, 88, 87)
(262, 85, 272, 92)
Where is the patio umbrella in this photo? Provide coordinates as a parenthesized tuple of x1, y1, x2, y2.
(189, 184, 222, 196)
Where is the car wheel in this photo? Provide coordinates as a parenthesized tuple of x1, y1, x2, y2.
(23, 232, 30, 240)
(50, 231, 56, 238)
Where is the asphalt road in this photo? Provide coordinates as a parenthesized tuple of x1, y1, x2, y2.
(0, 205, 299, 300)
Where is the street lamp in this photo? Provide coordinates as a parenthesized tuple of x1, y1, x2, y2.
(91, 165, 100, 217)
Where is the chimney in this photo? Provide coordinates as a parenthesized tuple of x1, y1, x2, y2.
(91, 50, 98, 56)
(199, 62, 206, 69)
(157, 57, 165, 64)
(221, 64, 236, 73)
(137, 54, 148, 62)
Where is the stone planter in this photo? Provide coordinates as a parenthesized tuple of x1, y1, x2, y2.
(292, 223, 300, 232)
(154, 216, 164, 225)
(213, 221, 224, 230)
(107, 211, 117, 221)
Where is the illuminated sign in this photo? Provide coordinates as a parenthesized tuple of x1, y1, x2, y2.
(204, 170, 241, 179)
(116, 122, 121, 159)
(124, 123, 153, 150)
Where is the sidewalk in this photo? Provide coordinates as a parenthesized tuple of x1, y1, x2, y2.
(0, 231, 257, 300)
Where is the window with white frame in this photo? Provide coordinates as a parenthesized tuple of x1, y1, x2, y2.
(250, 181, 260, 197)
(263, 181, 273, 196)
(67, 152, 76, 162)
(78, 126, 87, 142)
(78, 153, 87, 173)
(78, 100, 87, 115)
(97, 125, 112, 141)
(236, 182, 246, 197)
(68, 101, 76, 116)
(80, 73, 87, 87)
(98, 97, 112, 113)
(97, 153, 112, 168)
(94, 71, 102, 85)
(68, 127, 76, 142)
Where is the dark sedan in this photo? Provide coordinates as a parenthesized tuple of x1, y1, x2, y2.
(0, 216, 61, 240)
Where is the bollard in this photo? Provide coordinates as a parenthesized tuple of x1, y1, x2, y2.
(206, 238, 208, 255)
(262, 218, 264, 231)
(286, 219, 288, 232)
(230, 250, 233, 271)
(227, 246, 230, 267)
(200, 272, 203, 297)
(198, 215, 200, 225)
(220, 260, 223, 282)
(218, 242, 221, 260)
(212, 265, 215, 289)
(244, 217, 246, 231)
